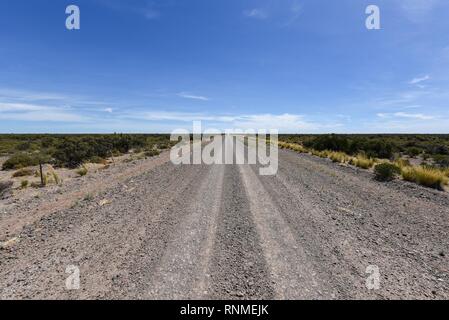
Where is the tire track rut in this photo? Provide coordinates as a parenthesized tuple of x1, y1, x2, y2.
(208, 164, 275, 299)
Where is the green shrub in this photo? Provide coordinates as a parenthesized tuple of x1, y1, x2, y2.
(433, 154, 449, 168)
(302, 134, 394, 158)
(432, 145, 449, 155)
(304, 134, 349, 153)
(145, 150, 161, 157)
(21, 180, 29, 189)
(76, 166, 88, 177)
(84, 193, 94, 201)
(374, 163, 401, 181)
(2, 153, 39, 170)
(89, 156, 108, 165)
(406, 147, 422, 157)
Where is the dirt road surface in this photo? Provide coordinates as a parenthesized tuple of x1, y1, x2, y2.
(1, 138, 448, 299)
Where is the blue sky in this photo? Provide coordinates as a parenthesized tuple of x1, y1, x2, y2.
(1, 0, 449, 133)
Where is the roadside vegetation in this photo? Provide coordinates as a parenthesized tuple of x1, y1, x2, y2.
(0, 134, 174, 193)
(374, 163, 401, 182)
(76, 165, 88, 177)
(279, 134, 449, 191)
(0, 134, 174, 171)
(401, 166, 448, 191)
(281, 134, 449, 160)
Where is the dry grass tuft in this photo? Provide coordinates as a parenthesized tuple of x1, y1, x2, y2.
(401, 166, 448, 190)
(76, 165, 88, 177)
(394, 158, 411, 169)
(328, 151, 349, 163)
(279, 142, 307, 153)
(12, 168, 34, 178)
(350, 154, 376, 169)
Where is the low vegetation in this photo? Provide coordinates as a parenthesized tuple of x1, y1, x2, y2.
(49, 170, 61, 185)
(145, 149, 161, 157)
(83, 193, 94, 202)
(350, 154, 376, 169)
(76, 166, 88, 177)
(401, 166, 448, 191)
(12, 168, 34, 178)
(394, 158, 411, 169)
(21, 180, 29, 189)
(1, 134, 174, 170)
(2, 153, 39, 170)
(280, 138, 449, 191)
(281, 134, 449, 160)
(374, 163, 401, 182)
(329, 151, 349, 163)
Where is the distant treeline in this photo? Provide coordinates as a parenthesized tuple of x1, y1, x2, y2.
(280, 134, 449, 167)
(0, 134, 174, 170)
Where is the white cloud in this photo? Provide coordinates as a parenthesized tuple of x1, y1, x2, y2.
(97, 0, 160, 20)
(0, 102, 51, 112)
(283, 0, 302, 26)
(233, 113, 311, 131)
(409, 75, 430, 84)
(0, 102, 87, 122)
(126, 111, 342, 133)
(395, 112, 435, 120)
(140, 111, 219, 122)
(375, 89, 434, 107)
(0, 111, 87, 122)
(104, 108, 113, 113)
(398, 0, 441, 22)
(244, 8, 268, 19)
(142, 8, 159, 20)
(0, 88, 68, 102)
(377, 112, 435, 120)
(244, 1, 303, 26)
(177, 92, 210, 101)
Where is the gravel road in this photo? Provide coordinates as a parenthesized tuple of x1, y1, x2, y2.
(1, 138, 448, 299)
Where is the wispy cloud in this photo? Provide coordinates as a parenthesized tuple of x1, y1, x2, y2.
(374, 88, 433, 107)
(0, 111, 87, 123)
(244, 8, 268, 19)
(244, 1, 303, 26)
(0, 102, 87, 122)
(377, 112, 435, 120)
(125, 111, 342, 133)
(409, 75, 430, 84)
(0, 102, 51, 112)
(0, 89, 93, 123)
(397, 0, 441, 22)
(177, 92, 210, 101)
(96, 0, 160, 20)
(233, 113, 318, 131)
(0, 88, 68, 102)
(283, 0, 302, 26)
(139, 111, 226, 122)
